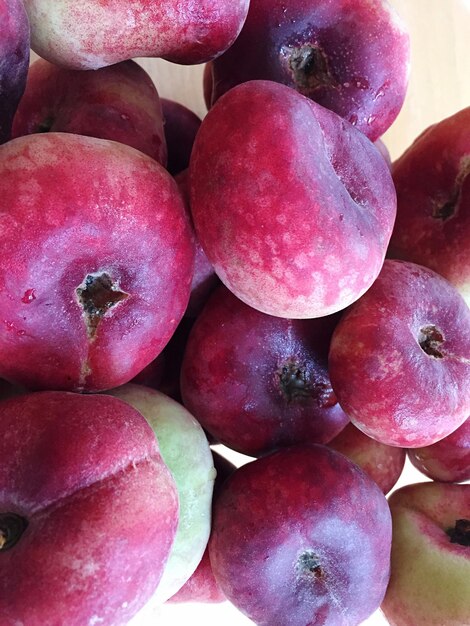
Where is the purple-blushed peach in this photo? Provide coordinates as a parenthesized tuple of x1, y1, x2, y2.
(208, 0, 410, 141)
(209, 444, 392, 625)
(181, 285, 349, 456)
(0, 133, 194, 392)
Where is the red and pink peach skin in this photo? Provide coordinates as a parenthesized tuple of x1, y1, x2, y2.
(23, 0, 250, 70)
(388, 106, 470, 307)
(329, 259, 470, 448)
(13, 59, 167, 166)
(328, 422, 405, 494)
(190, 80, 397, 319)
(0, 391, 179, 625)
(0, 133, 195, 392)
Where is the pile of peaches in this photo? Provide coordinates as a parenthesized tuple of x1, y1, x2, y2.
(0, 0, 469, 625)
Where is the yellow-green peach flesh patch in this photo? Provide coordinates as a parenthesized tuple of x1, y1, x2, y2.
(382, 482, 470, 626)
(109, 384, 215, 604)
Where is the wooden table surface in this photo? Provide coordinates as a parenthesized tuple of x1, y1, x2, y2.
(137, 0, 470, 161)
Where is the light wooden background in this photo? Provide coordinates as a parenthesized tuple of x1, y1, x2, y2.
(136, 0, 470, 161)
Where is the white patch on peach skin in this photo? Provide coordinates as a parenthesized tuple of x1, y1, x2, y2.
(456, 279, 470, 309)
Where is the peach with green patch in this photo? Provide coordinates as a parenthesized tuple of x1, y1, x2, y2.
(109, 384, 215, 606)
(0, 391, 179, 625)
(382, 482, 470, 626)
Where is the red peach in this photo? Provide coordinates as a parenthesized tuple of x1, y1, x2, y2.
(13, 58, 167, 166)
(190, 80, 396, 318)
(388, 107, 470, 307)
(328, 422, 405, 494)
(408, 416, 470, 483)
(329, 260, 470, 448)
(0, 391, 178, 625)
(0, 133, 195, 392)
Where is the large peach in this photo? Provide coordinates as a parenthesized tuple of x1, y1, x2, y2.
(190, 80, 396, 319)
(0, 133, 194, 392)
(181, 285, 349, 456)
(0, 391, 178, 625)
(209, 444, 392, 625)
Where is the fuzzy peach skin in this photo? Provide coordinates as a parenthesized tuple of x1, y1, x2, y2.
(23, 0, 250, 70)
(328, 422, 405, 494)
(329, 260, 470, 448)
(0, 391, 179, 625)
(13, 58, 167, 166)
(388, 107, 470, 307)
(208, 0, 410, 141)
(0, 0, 29, 144)
(190, 80, 396, 319)
(0, 133, 194, 392)
(381, 482, 470, 626)
(408, 416, 470, 483)
(209, 444, 392, 626)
